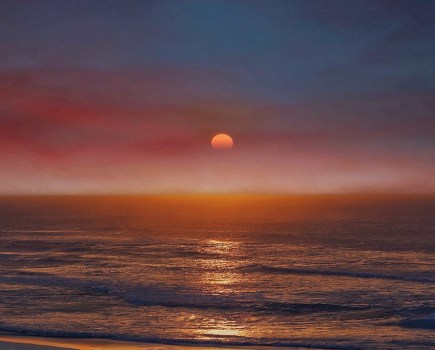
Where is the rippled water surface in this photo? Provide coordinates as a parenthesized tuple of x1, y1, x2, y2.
(0, 195, 434, 349)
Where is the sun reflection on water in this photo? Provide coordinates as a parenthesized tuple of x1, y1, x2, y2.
(192, 239, 252, 340)
(198, 239, 246, 290)
(197, 318, 247, 338)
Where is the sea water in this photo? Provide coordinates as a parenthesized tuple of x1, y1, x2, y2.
(0, 195, 434, 349)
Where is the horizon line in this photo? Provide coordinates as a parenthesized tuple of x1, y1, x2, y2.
(0, 192, 434, 197)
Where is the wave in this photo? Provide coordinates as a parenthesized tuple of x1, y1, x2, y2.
(398, 312, 435, 330)
(244, 264, 435, 283)
(125, 289, 369, 314)
(0, 326, 362, 349)
(0, 274, 368, 315)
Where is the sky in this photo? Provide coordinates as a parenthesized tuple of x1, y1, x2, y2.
(0, 0, 434, 194)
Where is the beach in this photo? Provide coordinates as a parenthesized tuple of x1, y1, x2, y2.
(0, 336, 203, 350)
(0, 335, 301, 350)
(0, 336, 209, 350)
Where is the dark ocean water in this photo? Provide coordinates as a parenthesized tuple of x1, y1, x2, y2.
(0, 195, 434, 349)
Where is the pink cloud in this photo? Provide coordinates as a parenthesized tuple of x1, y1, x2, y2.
(0, 69, 434, 193)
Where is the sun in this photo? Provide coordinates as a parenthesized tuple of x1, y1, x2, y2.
(211, 134, 233, 150)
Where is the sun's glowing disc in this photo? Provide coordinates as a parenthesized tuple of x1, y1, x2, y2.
(211, 134, 233, 150)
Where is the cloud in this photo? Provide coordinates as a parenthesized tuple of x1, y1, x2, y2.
(1, 69, 434, 153)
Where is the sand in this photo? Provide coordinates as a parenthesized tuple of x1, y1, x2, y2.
(0, 335, 266, 350)
(0, 336, 164, 350)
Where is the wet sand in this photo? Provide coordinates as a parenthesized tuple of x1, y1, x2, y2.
(0, 335, 290, 350)
(0, 336, 164, 350)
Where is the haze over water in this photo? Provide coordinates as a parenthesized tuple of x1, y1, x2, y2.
(0, 195, 434, 349)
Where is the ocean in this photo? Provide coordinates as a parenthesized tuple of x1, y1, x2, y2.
(0, 195, 434, 349)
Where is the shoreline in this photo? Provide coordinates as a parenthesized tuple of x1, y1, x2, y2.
(0, 335, 183, 350)
(0, 335, 281, 350)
